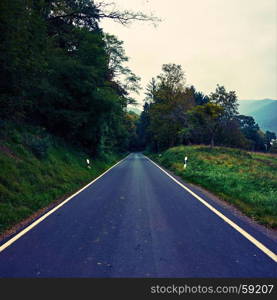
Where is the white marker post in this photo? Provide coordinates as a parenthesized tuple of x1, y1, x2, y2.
(184, 156, 188, 169)
(86, 159, 91, 169)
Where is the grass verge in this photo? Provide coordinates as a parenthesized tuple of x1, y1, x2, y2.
(147, 145, 277, 228)
(0, 121, 124, 235)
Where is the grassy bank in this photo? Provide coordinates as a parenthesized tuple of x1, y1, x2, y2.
(147, 145, 277, 228)
(0, 121, 124, 235)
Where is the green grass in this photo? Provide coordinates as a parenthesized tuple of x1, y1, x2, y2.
(147, 145, 277, 228)
(0, 122, 124, 235)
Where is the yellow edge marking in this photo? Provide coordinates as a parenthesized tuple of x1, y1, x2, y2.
(0, 155, 129, 253)
(146, 156, 277, 263)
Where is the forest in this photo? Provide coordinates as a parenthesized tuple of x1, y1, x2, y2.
(1, 0, 276, 160)
(136, 64, 277, 153)
(0, 0, 155, 157)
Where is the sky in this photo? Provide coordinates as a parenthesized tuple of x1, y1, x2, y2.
(99, 0, 277, 107)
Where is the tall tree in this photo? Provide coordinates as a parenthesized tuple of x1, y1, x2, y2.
(236, 115, 265, 151)
(0, 0, 153, 156)
(145, 64, 195, 151)
(188, 103, 224, 147)
(210, 85, 238, 120)
(190, 86, 209, 105)
(0, 0, 48, 120)
(136, 102, 151, 150)
(145, 78, 158, 104)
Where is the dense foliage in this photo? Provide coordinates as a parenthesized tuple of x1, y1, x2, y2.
(137, 64, 276, 152)
(0, 0, 147, 156)
(0, 121, 124, 234)
(0, 1, 275, 155)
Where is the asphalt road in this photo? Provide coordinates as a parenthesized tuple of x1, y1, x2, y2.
(0, 153, 276, 277)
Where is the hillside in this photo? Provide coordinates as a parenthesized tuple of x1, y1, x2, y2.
(0, 122, 123, 235)
(148, 145, 277, 228)
(238, 99, 277, 133)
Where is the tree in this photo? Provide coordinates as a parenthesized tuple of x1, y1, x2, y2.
(145, 78, 158, 104)
(95, 1, 160, 25)
(210, 85, 238, 120)
(0, 0, 48, 121)
(0, 0, 151, 156)
(45, 0, 160, 29)
(215, 119, 252, 149)
(157, 63, 186, 101)
(143, 64, 195, 151)
(136, 102, 151, 150)
(124, 111, 140, 151)
(188, 103, 224, 147)
(104, 34, 127, 78)
(236, 115, 265, 151)
(103, 33, 141, 101)
(190, 86, 209, 105)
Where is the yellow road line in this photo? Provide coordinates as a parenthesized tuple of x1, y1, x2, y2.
(146, 156, 277, 263)
(0, 155, 129, 253)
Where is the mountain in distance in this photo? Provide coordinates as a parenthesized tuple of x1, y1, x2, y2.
(238, 99, 277, 134)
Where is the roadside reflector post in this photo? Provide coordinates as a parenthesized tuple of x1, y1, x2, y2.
(86, 158, 91, 169)
(184, 156, 188, 169)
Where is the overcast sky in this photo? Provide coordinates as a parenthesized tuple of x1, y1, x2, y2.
(100, 0, 277, 106)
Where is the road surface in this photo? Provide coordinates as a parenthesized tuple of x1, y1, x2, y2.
(0, 153, 276, 277)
